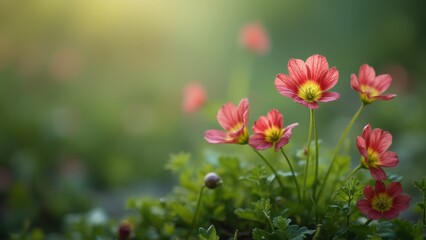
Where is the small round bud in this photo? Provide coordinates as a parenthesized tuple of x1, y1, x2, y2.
(204, 172, 222, 189)
(118, 220, 133, 240)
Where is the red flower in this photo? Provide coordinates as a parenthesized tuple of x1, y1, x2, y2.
(239, 22, 270, 55)
(204, 98, 249, 144)
(274, 54, 340, 109)
(182, 82, 207, 113)
(249, 109, 298, 152)
(351, 64, 396, 104)
(356, 124, 399, 180)
(357, 181, 410, 220)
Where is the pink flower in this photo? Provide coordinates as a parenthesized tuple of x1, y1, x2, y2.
(182, 82, 207, 113)
(357, 181, 410, 220)
(351, 64, 396, 104)
(274, 54, 340, 109)
(249, 109, 298, 152)
(356, 124, 399, 180)
(239, 22, 270, 55)
(204, 98, 249, 144)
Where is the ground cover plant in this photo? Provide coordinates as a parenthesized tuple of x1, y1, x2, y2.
(11, 54, 426, 240)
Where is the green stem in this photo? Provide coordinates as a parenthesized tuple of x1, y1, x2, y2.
(364, 219, 373, 226)
(302, 109, 314, 201)
(316, 103, 365, 201)
(263, 210, 274, 231)
(253, 149, 286, 192)
(312, 109, 319, 203)
(346, 165, 362, 181)
(280, 148, 302, 203)
(423, 196, 426, 225)
(325, 164, 363, 217)
(187, 185, 205, 240)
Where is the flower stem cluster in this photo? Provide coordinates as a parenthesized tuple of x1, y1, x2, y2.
(204, 54, 410, 227)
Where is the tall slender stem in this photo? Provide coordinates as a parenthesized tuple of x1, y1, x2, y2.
(346, 165, 362, 181)
(187, 186, 205, 240)
(280, 148, 302, 203)
(302, 109, 314, 201)
(316, 104, 365, 201)
(312, 110, 319, 201)
(253, 149, 286, 192)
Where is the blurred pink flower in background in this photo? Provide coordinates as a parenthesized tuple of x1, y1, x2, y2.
(239, 22, 270, 55)
(0, 166, 12, 193)
(0, 34, 13, 70)
(182, 82, 207, 113)
(49, 48, 81, 81)
(381, 64, 410, 92)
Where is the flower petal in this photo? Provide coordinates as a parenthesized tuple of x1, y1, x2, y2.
(356, 199, 372, 216)
(293, 96, 319, 109)
(359, 64, 376, 85)
(288, 58, 308, 83)
(367, 209, 383, 220)
(217, 102, 239, 131)
(275, 137, 289, 151)
(306, 54, 329, 81)
(383, 209, 400, 219)
(238, 98, 249, 125)
(370, 167, 387, 180)
(252, 116, 271, 134)
(361, 124, 372, 142)
(267, 109, 283, 129)
(373, 94, 397, 101)
(204, 130, 229, 144)
(363, 185, 375, 201)
(356, 136, 368, 160)
(249, 133, 273, 150)
(274, 74, 298, 99)
(320, 67, 339, 91)
(372, 74, 392, 94)
(369, 128, 392, 154)
(318, 91, 340, 102)
(375, 181, 387, 193)
(283, 123, 299, 139)
(379, 151, 399, 167)
(392, 195, 411, 211)
(350, 74, 361, 92)
(387, 182, 402, 197)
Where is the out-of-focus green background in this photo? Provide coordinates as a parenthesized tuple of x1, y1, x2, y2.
(1, 0, 425, 236)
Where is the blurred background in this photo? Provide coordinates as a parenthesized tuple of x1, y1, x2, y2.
(1, 0, 425, 236)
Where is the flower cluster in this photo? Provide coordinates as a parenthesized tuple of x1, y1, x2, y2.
(205, 54, 410, 221)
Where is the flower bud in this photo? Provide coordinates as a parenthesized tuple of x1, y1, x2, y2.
(204, 172, 222, 189)
(118, 220, 133, 240)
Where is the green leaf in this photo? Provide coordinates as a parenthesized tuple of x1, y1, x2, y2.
(170, 202, 192, 224)
(252, 217, 314, 240)
(252, 228, 273, 240)
(165, 152, 191, 172)
(198, 225, 219, 240)
(392, 219, 424, 240)
(235, 198, 271, 223)
(234, 208, 263, 223)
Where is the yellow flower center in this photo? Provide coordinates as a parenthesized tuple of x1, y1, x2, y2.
(298, 80, 322, 102)
(226, 122, 248, 144)
(360, 85, 379, 104)
(371, 193, 393, 213)
(361, 148, 380, 168)
(264, 127, 284, 143)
